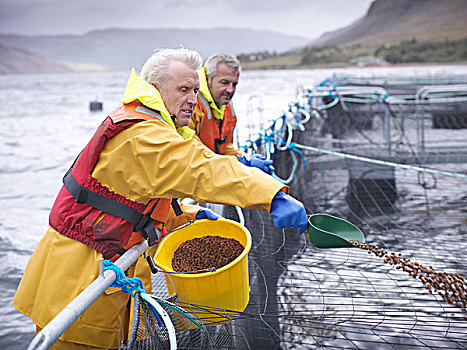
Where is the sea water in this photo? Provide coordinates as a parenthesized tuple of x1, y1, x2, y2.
(1, 65, 466, 349)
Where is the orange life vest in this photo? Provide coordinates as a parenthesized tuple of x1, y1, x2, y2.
(49, 101, 176, 260)
(196, 93, 237, 154)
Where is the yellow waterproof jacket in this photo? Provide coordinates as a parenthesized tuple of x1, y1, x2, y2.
(13, 69, 286, 349)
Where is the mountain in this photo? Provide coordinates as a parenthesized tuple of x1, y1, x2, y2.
(0, 41, 72, 74)
(313, 0, 467, 46)
(0, 27, 310, 73)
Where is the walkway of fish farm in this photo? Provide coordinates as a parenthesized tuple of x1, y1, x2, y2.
(146, 73, 467, 350)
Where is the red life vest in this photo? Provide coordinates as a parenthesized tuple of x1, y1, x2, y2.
(49, 101, 174, 260)
(196, 93, 237, 154)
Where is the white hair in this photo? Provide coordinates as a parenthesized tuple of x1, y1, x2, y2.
(140, 48, 202, 89)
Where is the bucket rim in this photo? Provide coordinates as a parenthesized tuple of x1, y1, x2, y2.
(153, 218, 252, 278)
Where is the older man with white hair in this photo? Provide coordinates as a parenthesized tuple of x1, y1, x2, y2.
(13, 48, 307, 349)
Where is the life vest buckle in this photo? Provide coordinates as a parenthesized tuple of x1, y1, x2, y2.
(135, 215, 161, 246)
(134, 214, 149, 232)
(214, 137, 227, 154)
(215, 137, 227, 144)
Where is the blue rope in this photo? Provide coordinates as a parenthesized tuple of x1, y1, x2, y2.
(238, 109, 308, 176)
(284, 142, 307, 171)
(317, 77, 332, 87)
(239, 144, 249, 153)
(103, 260, 162, 327)
(103, 260, 146, 297)
(145, 301, 162, 327)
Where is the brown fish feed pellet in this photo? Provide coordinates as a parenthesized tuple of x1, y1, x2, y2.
(172, 235, 244, 274)
(350, 239, 467, 320)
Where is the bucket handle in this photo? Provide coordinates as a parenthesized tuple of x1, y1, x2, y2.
(147, 220, 195, 257)
(146, 220, 217, 275)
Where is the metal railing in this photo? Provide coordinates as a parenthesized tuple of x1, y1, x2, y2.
(27, 240, 149, 350)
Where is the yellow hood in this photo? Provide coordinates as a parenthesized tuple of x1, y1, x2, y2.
(199, 67, 225, 120)
(121, 68, 195, 139)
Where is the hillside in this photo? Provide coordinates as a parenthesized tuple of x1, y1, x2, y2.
(0, 42, 72, 74)
(3, 0, 465, 74)
(314, 0, 467, 46)
(241, 0, 467, 69)
(0, 28, 310, 73)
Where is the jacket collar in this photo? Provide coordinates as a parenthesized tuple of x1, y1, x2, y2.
(199, 67, 225, 120)
(121, 68, 195, 139)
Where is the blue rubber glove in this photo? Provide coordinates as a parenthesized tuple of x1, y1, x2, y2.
(237, 154, 275, 174)
(270, 191, 308, 234)
(195, 208, 220, 221)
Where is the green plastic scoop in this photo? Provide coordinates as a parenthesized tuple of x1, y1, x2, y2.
(307, 213, 365, 248)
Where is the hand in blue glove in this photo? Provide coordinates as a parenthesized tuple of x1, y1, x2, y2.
(195, 208, 221, 221)
(237, 154, 275, 175)
(270, 191, 308, 234)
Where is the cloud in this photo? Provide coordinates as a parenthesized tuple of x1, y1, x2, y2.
(0, 0, 374, 39)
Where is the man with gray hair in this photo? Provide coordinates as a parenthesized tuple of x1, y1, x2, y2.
(189, 54, 241, 155)
(13, 47, 307, 349)
(189, 53, 274, 174)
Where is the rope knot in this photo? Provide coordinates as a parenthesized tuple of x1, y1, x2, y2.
(103, 260, 146, 297)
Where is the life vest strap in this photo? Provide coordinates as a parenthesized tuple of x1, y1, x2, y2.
(198, 93, 213, 120)
(171, 199, 183, 216)
(63, 172, 160, 245)
(214, 137, 227, 154)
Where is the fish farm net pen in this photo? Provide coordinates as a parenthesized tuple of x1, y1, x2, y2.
(127, 74, 467, 350)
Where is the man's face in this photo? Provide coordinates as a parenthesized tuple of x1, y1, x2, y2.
(157, 61, 200, 127)
(207, 63, 239, 107)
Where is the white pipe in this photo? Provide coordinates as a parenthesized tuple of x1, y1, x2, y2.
(27, 240, 149, 350)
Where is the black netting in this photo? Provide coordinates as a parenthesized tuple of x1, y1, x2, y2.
(128, 293, 241, 350)
(128, 293, 172, 350)
(129, 75, 467, 349)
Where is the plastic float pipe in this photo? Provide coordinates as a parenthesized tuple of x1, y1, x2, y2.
(27, 240, 149, 350)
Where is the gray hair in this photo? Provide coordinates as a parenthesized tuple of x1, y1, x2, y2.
(205, 53, 242, 77)
(140, 48, 202, 89)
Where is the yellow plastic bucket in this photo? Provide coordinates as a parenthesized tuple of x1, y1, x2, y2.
(153, 219, 252, 320)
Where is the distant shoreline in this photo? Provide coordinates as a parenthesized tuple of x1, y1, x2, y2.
(2, 61, 466, 75)
(242, 61, 467, 71)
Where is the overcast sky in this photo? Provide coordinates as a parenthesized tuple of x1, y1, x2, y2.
(0, 0, 374, 40)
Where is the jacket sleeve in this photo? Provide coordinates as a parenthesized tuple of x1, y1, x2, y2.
(223, 136, 246, 157)
(93, 119, 287, 213)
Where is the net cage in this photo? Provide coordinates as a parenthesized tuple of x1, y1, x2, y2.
(130, 74, 467, 350)
(128, 293, 238, 350)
